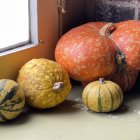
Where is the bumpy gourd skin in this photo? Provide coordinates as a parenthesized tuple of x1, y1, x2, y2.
(82, 79, 123, 113)
(17, 58, 72, 109)
(0, 79, 25, 122)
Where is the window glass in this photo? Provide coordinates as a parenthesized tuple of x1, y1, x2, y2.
(0, 0, 29, 51)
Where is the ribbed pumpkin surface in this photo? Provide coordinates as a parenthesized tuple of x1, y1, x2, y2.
(82, 79, 123, 112)
(17, 58, 72, 109)
(82, 20, 140, 71)
(110, 20, 140, 70)
(0, 79, 25, 122)
(55, 22, 116, 81)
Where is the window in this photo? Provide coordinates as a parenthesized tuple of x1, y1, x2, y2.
(0, 0, 38, 53)
(0, 0, 59, 80)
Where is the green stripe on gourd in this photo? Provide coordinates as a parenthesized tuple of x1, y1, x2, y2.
(0, 112, 8, 122)
(105, 86, 114, 111)
(0, 108, 23, 112)
(0, 79, 25, 122)
(0, 85, 18, 105)
(114, 85, 123, 105)
(0, 97, 23, 112)
(85, 84, 96, 108)
(98, 87, 102, 112)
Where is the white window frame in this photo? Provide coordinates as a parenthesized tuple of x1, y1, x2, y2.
(29, 0, 38, 45)
(0, 0, 38, 56)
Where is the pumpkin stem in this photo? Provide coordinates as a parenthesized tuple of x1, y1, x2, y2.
(99, 23, 116, 36)
(53, 82, 64, 91)
(99, 78, 105, 84)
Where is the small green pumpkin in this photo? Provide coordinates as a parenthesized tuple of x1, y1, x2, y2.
(0, 79, 25, 122)
(82, 78, 123, 112)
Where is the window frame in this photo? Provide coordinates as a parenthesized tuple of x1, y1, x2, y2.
(0, 0, 59, 80)
(0, 0, 38, 56)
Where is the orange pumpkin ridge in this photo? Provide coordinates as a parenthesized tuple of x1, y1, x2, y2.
(55, 22, 117, 81)
(110, 20, 140, 71)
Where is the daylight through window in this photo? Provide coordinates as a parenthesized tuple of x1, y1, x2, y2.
(0, 0, 29, 52)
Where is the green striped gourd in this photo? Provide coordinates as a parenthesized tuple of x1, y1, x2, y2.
(0, 79, 25, 122)
(82, 78, 123, 112)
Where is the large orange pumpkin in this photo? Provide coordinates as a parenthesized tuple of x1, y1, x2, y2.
(110, 20, 140, 71)
(84, 20, 140, 71)
(89, 20, 140, 71)
(55, 22, 117, 81)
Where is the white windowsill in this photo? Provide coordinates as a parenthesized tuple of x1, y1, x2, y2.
(0, 43, 38, 57)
